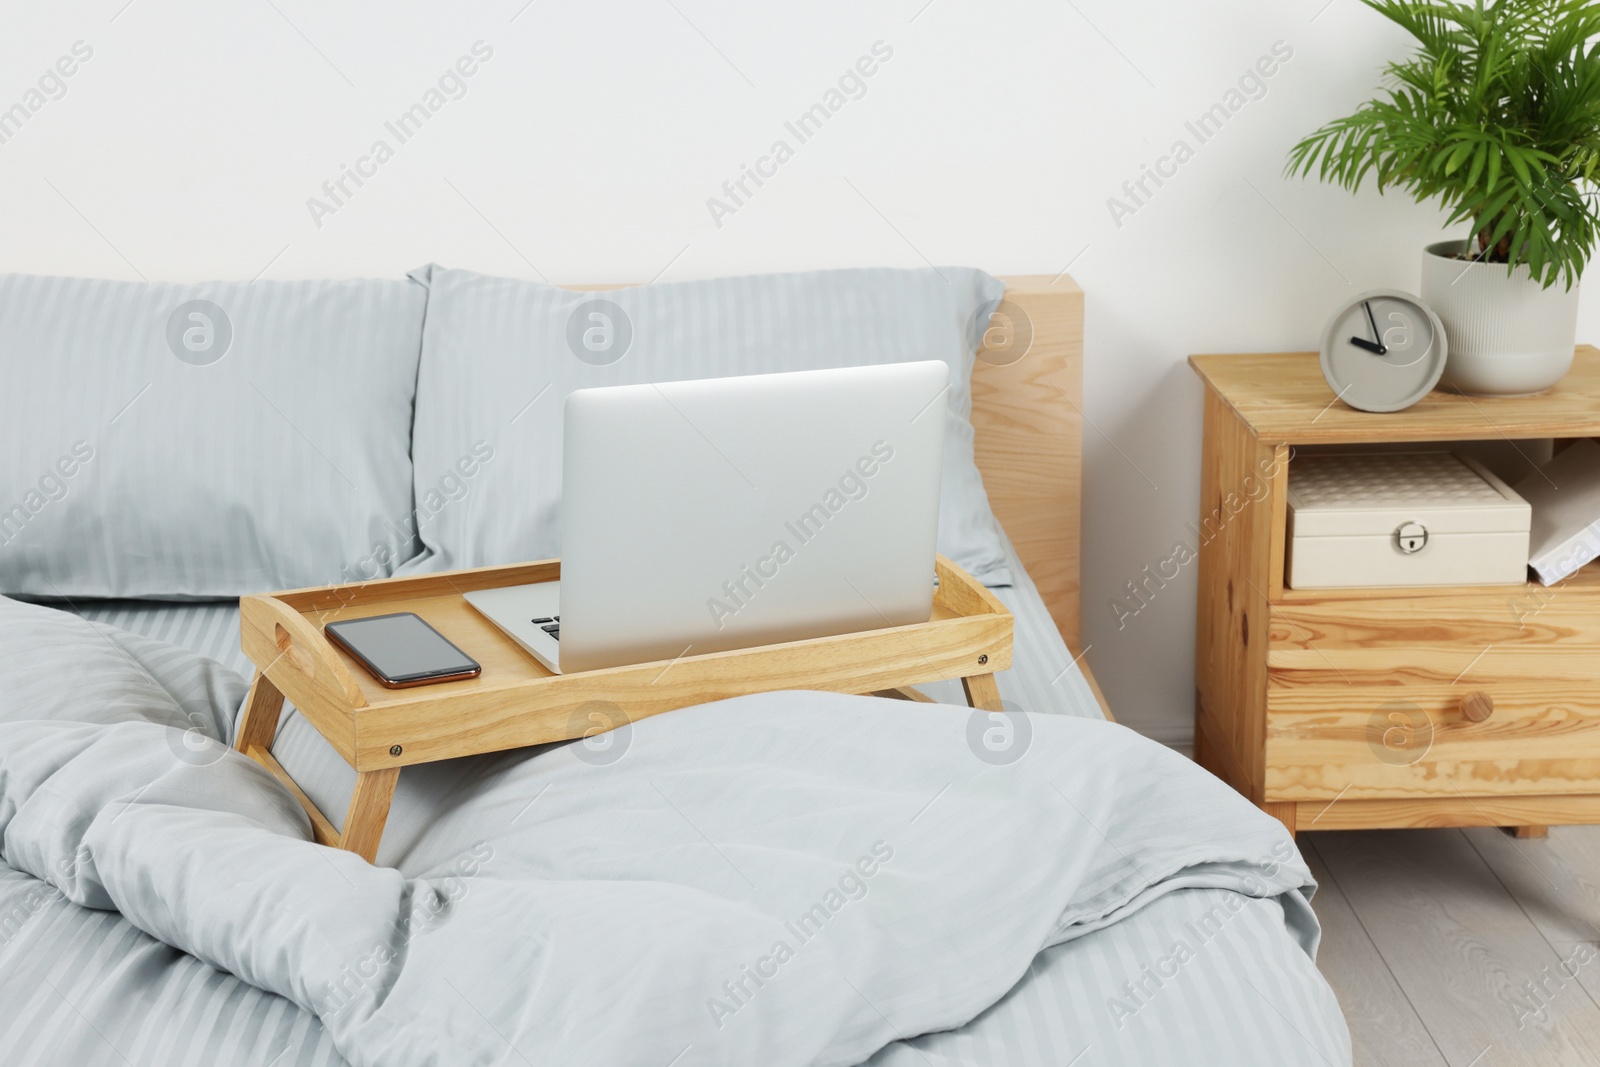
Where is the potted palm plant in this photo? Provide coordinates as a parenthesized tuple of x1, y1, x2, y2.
(1289, 0, 1600, 395)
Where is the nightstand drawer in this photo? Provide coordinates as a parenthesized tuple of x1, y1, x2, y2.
(1266, 592, 1600, 800)
(1264, 681, 1600, 801)
(1269, 580, 1600, 668)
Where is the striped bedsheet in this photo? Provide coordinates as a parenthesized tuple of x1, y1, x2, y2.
(0, 860, 1344, 1067)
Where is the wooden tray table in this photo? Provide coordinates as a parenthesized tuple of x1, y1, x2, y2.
(234, 555, 1013, 863)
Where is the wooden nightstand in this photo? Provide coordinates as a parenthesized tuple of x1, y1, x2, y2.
(1190, 346, 1600, 838)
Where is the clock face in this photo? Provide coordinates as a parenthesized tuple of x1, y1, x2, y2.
(1319, 290, 1448, 413)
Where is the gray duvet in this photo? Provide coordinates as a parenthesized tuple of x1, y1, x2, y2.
(0, 596, 1349, 1065)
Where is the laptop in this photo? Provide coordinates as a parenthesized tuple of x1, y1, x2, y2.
(464, 360, 948, 674)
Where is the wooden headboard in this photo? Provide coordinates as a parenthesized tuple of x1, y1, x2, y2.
(974, 276, 1085, 651)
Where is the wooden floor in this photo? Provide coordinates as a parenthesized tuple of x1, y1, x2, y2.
(1303, 826, 1600, 1066)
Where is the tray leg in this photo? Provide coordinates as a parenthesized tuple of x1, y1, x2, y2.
(961, 673, 1003, 712)
(235, 672, 342, 849)
(235, 672, 285, 753)
(875, 685, 935, 703)
(340, 768, 401, 864)
(246, 744, 341, 848)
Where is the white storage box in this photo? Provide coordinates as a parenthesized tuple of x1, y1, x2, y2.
(1286, 451, 1531, 589)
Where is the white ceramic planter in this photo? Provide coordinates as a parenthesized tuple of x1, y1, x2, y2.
(1420, 239, 1579, 396)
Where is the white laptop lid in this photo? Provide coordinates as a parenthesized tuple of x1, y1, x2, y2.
(557, 361, 948, 673)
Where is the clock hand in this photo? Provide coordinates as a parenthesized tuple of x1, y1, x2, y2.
(1349, 336, 1386, 354)
(1362, 300, 1387, 354)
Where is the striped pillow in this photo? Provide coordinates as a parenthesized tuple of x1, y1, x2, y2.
(401, 265, 1011, 585)
(0, 273, 426, 598)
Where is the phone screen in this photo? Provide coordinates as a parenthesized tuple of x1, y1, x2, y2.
(325, 613, 479, 683)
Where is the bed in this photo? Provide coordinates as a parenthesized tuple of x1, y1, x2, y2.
(0, 274, 1349, 1066)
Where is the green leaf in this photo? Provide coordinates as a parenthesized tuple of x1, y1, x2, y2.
(1288, 0, 1600, 288)
(1466, 140, 1488, 187)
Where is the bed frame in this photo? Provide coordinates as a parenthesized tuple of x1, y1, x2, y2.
(973, 278, 1084, 642)
(971, 277, 1107, 716)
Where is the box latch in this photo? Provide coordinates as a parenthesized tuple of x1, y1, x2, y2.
(1394, 521, 1429, 554)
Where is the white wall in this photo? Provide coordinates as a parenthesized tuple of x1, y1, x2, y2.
(6, 1, 1596, 743)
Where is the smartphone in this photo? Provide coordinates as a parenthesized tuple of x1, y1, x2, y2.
(324, 612, 482, 688)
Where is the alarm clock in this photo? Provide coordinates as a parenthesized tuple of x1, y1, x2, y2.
(1319, 289, 1448, 413)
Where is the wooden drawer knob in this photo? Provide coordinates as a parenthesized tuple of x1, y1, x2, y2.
(1460, 691, 1494, 723)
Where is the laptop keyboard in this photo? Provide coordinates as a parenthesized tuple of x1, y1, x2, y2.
(533, 616, 560, 641)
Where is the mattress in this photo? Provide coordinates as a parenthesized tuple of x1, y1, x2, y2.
(4, 543, 1348, 1066)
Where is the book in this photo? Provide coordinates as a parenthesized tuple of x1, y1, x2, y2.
(1514, 439, 1600, 586)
